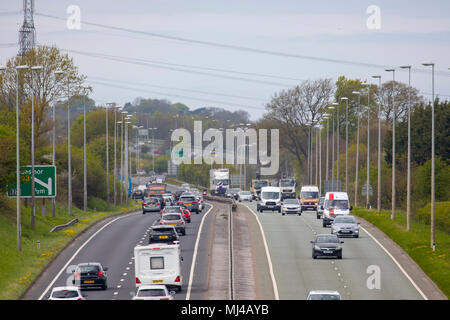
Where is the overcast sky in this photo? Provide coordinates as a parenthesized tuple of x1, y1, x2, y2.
(1, 0, 449, 120)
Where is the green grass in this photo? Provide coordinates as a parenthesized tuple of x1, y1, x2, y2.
(353, 207, 450, 299)
(0, 197, 140, 300)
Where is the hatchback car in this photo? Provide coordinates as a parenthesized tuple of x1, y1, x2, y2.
(142, 197, 162, 214)
(132, 285, 175, 300)
(238, 191, 253, 202)
(160, 212, 186, 235)
(281, 198, 301, 216)
(178, 194, 200, 214)
(310, 234, 344, 259)
(226, 188, 241, 200)
(307, 290, 341, 300)
(148, 225, 180, 245)
(331, 215, 360, 238)
(72, 263, 108, 290)
(48, 286, 86, 300)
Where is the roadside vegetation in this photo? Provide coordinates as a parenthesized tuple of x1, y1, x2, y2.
(354, 207, 450, 298)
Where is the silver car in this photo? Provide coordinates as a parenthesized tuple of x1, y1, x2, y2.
(238, 191, 253, 202)
(331, 215, 360, 238)
(307, 290, 341, 300)
(281, 198, 301, 216)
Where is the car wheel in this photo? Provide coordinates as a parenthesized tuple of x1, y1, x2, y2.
(337, 253, 342, 259)
(354, 234, 359, 238)
(282, 212, 285, 216)
(323, 220, 327, 228)
(312, 253, 317, 259)
(142, 212, 146, 215)
(188, 219, 191, 223)
(182, 230, 186, 236)
(102, 283, 107, 290)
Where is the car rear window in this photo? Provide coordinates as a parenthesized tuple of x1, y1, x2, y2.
(164, 207, 181, 213)
(138, 289, 166, 297)
(162, 214, 182, 221)
(180, 196, 196, 202)
(150, 257, 164, 270)
(52, 290, 79, 298)
(152, 227, 175, 233)
(78, 265, 99, 273)
(144, 198, 159, 204)
(309, 294, 340, 300)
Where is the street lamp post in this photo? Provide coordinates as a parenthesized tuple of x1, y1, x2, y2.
(363, 83, 371, 209)
(341, 97, 349, 193)
(15, 65, 29, 251)
(400, 65, 412, 230)
(385, 68, 396, 220)
(120, 111, 128, 203)
(30, 65, 42, 228)
(352, 91, 361, 207)
(372, 75, 382, 214)
(149, 128, 157, 173)
(422, 62, 435, 250)
(330, 103, 337, 191)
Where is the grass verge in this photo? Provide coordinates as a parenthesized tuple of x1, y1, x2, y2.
(0, 197, 140, 300)
(353, 207, 449, 299)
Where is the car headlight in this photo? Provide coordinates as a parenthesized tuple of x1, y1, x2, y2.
(314, 245, 321, 250)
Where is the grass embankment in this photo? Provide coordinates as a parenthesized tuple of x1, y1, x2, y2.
(353, 207, 450, 298)
(0, 197, 140, 300)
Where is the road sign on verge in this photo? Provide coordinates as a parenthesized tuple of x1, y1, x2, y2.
(7, 165, 57, 198)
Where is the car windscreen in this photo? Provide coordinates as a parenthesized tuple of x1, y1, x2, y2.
(254, 181, 268, 188)
(283, 199, 299, 205)
(164, 207, 181, 213)
(240, 191, 251, 195)
(261, 192, 280, 199)
(301, 192, 319, 198)
(334, 216, 356, 224)
(52, 290, 79, 298)
(309, 294, 340, 300)
(138, 289, 167, 297)
(162, 214, 182, 221)
(324, 200, 349, 210)
(316, 236, 339, 243)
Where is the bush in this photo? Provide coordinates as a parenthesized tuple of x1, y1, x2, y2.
(87, 197, 109, 211)
(413, 202, 450, 233)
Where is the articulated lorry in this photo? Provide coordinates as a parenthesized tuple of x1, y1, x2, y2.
(209, 168, 230, 196)
(250, 179, 269, 200)
(279, 178, 297, 199)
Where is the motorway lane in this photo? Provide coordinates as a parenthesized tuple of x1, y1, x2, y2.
(241, 202, 424, 300)
(31, 183, 211, 300)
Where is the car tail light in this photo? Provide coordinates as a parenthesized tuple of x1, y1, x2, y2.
(174, 275, 181, 282)
(192, 201, 199, 204)
(134, 298, 144, 300)
(180, 220, 185, 225)
(136, 277, 141, 284)
(330, 209, 335, 215)
(178, 202, 183, 205)
(160, 298, 169, 300)
(142, 203, 146, 206)
(74, 272, 79, 278)
(77, 298, 83, 300)
(160, 221, 164, 224)
(156, 203, 160, 206)
(98, 271, 103, 277)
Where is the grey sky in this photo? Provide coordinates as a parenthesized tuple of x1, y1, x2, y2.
(1, 0, 449, 120)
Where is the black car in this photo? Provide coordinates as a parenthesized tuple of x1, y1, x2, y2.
(148, 225, 180, 245)
(132, 189, 144, 200)
(72, 263, 108, 290)
(310, 234, 344, 259)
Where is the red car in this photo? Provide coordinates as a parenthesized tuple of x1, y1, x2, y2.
(182, 208, 191, 223)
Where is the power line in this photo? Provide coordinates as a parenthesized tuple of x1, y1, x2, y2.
(35, 12, 450, 77)
(88, 75, 268, 102)
(86, 79, 267, 111)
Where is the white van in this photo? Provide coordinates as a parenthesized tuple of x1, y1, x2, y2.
(257, 186, 282, 213)
(322, 192, 352, 227)
(134, 244, 183, 292)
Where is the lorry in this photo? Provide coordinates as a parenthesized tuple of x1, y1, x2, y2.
(300, 185, 320, 213)
(250, 179, 270, 200)
(279, 178, 297, 199)
(209, 168, 230, 196)
(146, 183, 167, 196)
(134, 244, 183, 292)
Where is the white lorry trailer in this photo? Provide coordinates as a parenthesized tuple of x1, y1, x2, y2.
(279, 178, 297, 199)
(209, 168, 230, 196)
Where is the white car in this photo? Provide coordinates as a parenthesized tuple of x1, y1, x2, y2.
(48, 286, 86, 300)
(238, 191, 253, 202)
(132, 285, 175, 300)
(307, 290, 341, 300)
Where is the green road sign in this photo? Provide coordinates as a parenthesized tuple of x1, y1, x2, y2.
(7, 165, 57, 198)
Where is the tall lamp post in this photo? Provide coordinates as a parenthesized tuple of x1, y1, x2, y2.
(149, 127, 157, 173)
(352, 91, 361, 207)
(30, 65, 42, 228)
(340, 97, 349, 193)
(400, 65, 412, 231)
(385, 68, 396, 220)
(422, 62, 435, 251)
(322, 114, 330, 192)
(362, 83, 371, 208)
(372, 75, 382, 214)
(330, 103, 337, 191)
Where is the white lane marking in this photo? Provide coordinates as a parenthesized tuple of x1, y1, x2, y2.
(117, 285, 122, 288)
(38, 211, 140, 300)
(359, 225, 428, 300)
(114, 292, 118, 295)
(126, 267, 130, 270)
(120, 279, 124, 282)
(123, 273, 127, 276)
(242, 203, 280, 300)
(185, 203, 214, 300)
